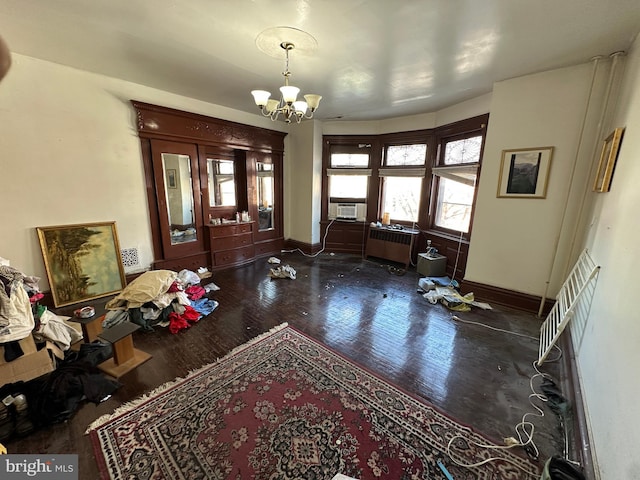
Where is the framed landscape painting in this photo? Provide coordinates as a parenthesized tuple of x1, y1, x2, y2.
(497, 146, 554, 198)
(36, 221, 126, 307)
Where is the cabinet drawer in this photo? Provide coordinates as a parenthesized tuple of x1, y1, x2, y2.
(209, 222, 253, 238)
(213, 232, 253, 252)
(214, 245, 255, 267)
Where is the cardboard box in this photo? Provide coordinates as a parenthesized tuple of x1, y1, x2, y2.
(0, 335, 64, 386)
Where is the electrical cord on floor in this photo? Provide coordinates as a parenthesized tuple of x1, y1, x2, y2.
(387, 265, 406, 276)
(445, 314, 565, 478)
(281, 219, 336, 258)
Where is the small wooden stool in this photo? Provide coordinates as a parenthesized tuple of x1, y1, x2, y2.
(68, 314, 104, 343)
(97, 322, 151, 378)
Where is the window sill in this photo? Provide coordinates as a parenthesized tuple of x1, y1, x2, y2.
(425, 229, 470, 244)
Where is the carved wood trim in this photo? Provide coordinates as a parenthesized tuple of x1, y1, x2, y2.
(131, 101, 286, 153)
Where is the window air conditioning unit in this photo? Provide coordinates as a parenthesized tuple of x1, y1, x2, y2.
(337, 203, 357, 219)
(329, 203, 366, 221)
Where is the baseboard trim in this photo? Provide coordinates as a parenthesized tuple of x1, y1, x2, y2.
(560, 331, 597, 480)
(460, 280, 554, 315)
(283, 239, 322, 255)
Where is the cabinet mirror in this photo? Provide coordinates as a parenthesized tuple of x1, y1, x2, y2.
(207, 158, 236, 207)
(257, 162, 274, 231)
(162, 153, 197, 245)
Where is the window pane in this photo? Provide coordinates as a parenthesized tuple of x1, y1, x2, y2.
(435, 177, 474, 232)
(443, 136, 482, 165)
(382, 177, 422, 222)
(385, 144, 427, 166)
(329, 175, 368, 199)
(331, 153, 369, 167)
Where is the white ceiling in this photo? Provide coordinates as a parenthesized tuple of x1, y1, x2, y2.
(1, 0, 639, 121)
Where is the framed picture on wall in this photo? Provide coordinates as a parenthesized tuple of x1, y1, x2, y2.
(166, 168, 177, 189)
(497, 146, 554, 198)
(36, 221, 126, 307)
(593, 127, 624, 193)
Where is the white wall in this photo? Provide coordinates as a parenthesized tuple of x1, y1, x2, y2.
(321, 93, 492, 135)
(283, 119, 320, 244)
(0, 53, 285, 289)
(465, 63, 601, 298)
(575, 37, 640, 479)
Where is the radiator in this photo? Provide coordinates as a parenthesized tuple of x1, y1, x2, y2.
(368, 228, 413, 245)
(538, 249, 600, 364)
(364, 226, 418, 268)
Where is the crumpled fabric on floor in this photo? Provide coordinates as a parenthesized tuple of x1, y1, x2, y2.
(106, 270, 177, 309)
(27, 363, 121, 427)
(178, 269, 201, 287)
(168, 313, 190, 334)
(203, 282, 220, 292)
(190, 298, 219, 316)
(168, 305, 201, 334)
(268, 265, 297, 280)
(33, 309, 83, 351)
(181, 305, 200, 322)
(185, 285, 206, 300)
(102, 310, 129, 329)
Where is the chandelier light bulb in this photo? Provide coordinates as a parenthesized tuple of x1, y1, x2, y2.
(251, 90, 271, 107)
(279, 85, 300, 104)
(293, 101, 308, 114)
(304, 94, 322, 112)
(265, 99, 280, 114)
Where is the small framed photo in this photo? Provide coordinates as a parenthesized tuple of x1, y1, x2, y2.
(166, 168, 177, 189)
(497, 146, 554, 198)
(593, 127, 624, 193)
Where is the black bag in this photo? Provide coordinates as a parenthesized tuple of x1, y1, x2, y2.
(541, 457, 586, 480)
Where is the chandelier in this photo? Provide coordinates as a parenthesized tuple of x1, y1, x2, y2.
(251, 41, 322, 124)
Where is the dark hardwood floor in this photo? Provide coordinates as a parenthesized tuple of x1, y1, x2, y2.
(6, 253, 567, 478)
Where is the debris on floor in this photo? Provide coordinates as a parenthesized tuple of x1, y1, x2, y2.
(203, 282, 221, 292)
(196, 266, 212, 279)
(268, 265, 297, 280)
(267, 257, 281, 264)
(418, 277, 491, 312)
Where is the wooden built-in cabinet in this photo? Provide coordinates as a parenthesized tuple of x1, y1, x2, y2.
(208, 222, 255, 268)
(132, 101, 286, 272)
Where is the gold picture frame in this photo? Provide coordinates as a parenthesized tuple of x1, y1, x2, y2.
(497, 146, 554, 198)
(593, 127, 624, 193)
(36, 221, 126, 307)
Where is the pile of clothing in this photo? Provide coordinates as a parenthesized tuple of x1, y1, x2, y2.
(103, 269, 218, 334)
(1, 265, 42, 345)
(1, 340, 120, 442)
(1, 264, 118, 442)
(1, 265, 81, 357)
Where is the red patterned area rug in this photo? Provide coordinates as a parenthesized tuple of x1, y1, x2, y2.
(87, 324, 539, 479)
